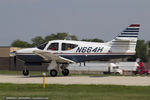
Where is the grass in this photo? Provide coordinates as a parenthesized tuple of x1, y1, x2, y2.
(0, 70, 89, 76)
(0, 70, 45, 75)
(0, 70, 128, 77)
(0, 70, 149, 77)
(0, 83, 150, 100)
(0, 70, 106, 76)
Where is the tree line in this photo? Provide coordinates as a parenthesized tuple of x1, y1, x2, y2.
(11, 32, 149, 62)
(11, 32, 104, 47)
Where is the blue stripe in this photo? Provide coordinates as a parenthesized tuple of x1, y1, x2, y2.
(61, 55, 133, 62)
(121, 33, 138, 35)
(118, 36, 138, 37)
(126, 28, 139, 30)
(123, 30, 139, 32)
(17, 54, 134, 63)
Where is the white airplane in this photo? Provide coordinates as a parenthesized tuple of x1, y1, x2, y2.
(15, 24, 140, 77)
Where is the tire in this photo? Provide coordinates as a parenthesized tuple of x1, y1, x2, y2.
(144, 72, 148, 75)
(23, 69, 29, 76)
(50, 69, 58, 77)
(62, 69, 69, 76)
(133, 71, 138, 75)
(115, 72, 120, 75)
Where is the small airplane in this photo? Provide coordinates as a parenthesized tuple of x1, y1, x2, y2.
(15, 24, 140, 77)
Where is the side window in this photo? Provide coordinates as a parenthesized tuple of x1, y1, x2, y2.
(47, 43, 59, 51)
(62, 43, 78, 51)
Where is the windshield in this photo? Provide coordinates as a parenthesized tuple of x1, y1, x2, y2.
(37, 42, 48, 50)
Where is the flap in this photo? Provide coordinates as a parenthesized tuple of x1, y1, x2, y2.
(33, 50, 74, 63)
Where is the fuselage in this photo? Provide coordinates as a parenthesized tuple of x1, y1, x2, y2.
(15, 40, 134, 63)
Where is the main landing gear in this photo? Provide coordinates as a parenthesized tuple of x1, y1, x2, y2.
(48, 62, 70, 77)
(49, 68, 70, 77)
(50, 69, 58, 77)
(62, 69, 69, 76)
(49, 68, 69, 77)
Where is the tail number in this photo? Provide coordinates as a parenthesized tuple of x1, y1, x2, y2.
(76, 47, 104, 53)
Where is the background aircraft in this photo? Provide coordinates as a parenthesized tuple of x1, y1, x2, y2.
(15, 24, 140, 77)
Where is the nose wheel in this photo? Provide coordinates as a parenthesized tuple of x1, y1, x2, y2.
(62, 69, 69, 76)
(23, 69, 29, 76)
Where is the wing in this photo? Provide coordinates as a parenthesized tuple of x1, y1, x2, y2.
(33, 50, 75, 63)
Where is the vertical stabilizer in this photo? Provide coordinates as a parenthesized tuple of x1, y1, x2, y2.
(115, 24, 140, 40)
(109, 24, 140, 55)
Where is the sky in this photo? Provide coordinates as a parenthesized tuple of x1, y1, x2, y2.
(0, 0, 150, 46)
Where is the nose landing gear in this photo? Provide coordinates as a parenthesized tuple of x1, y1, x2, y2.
(23, 69, 29, 76)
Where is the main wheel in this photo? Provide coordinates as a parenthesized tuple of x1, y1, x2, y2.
(23, 69, 29, 76)
(50, 69, 58, 77)
(62, 69, 69, 76)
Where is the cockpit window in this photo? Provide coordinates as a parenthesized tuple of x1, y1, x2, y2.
(47, 43, 59, 51)
(62, 43, 78, 51)
(37, 42, 48, 50)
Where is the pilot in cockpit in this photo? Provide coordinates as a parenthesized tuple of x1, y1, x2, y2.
(66, 44, 71, 50)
